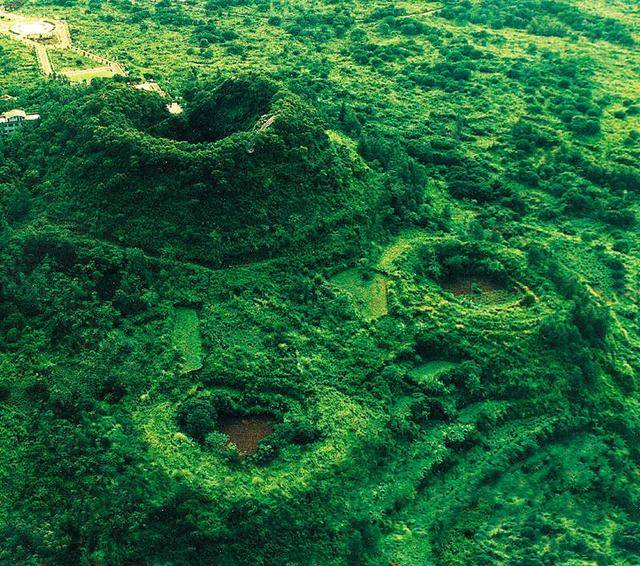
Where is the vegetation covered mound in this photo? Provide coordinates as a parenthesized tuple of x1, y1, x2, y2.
(11, 76, 376, 265)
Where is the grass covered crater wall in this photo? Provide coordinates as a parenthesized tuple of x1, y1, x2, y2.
(18, 76, 378, 265)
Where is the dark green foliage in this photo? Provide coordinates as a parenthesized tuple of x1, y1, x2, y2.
(177, 396, 218, 442)
(5, 186, 31, 224)
(181, 75, 278, 142)
(441, 0, 635, 46)
(0, 0, 639, 564)
(7, 78, 378, 265)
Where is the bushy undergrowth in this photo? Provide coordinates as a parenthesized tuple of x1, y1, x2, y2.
(0, 0, 639, 563)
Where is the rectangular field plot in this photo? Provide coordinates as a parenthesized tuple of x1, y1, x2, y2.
(61, 67, 117, 82)
(171, 307, 203, 373)
(331, 268, 389, 321)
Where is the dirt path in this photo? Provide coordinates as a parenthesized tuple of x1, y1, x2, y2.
(34, 43, 52, 75)
(0, 8, 124, 79)
(393, 6, 444, 21)
(57, 19, 71, 48)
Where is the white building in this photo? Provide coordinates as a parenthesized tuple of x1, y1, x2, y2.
(166, 102, 183, 115)
(0, 109, 40, 135)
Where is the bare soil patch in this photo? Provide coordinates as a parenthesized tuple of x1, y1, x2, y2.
(442, 276, 504, 296)
(218, 414, 275, 456)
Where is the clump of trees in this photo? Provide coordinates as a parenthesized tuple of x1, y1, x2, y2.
(441, 0, 635, 46)
(5, 77, 382, 266)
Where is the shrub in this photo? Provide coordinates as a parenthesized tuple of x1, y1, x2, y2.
(177, 396, 218, 443)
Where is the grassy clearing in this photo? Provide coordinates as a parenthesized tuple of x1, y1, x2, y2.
(332, 268, 388, 321)
(171, 306, 203, 373)
(48, 48, 96, 71)
(61, 67, 117, 82)
(441, 277, 517, 304)
(378, 231, 424, 273)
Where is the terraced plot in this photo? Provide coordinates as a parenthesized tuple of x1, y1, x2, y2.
(171, 306, 203, 373)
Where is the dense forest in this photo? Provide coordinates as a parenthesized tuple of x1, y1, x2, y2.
(0, 0, 639, 564)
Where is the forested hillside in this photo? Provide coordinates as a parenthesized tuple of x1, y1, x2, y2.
(0, 0, 639, 564)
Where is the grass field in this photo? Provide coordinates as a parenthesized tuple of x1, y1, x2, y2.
(331, 268, 389, 321)
(48, 48, 97, 71)
(171, 306, 203, 373)
(61, 67, 117, 81)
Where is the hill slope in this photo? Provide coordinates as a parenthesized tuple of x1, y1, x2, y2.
(0, 0, 639, 564)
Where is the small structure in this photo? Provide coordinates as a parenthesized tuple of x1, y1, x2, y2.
(132, 82, 183, 115)
(0, 109, 40, 135)
(133, 81, 167, 96)
(166, 102, 183, 115)
(10, 20, 55, 41)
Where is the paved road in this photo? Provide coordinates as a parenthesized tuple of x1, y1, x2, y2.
(34, 43, 52, 75)
(57, 19, 71, 48)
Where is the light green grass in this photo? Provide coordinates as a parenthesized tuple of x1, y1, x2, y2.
(332, 268, 388, 321)
(61, 67, 117, 82)
(171, 306, 203, 373)
(48, 48, 97, 71)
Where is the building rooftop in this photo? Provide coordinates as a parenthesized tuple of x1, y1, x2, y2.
(0, 109, 40, 124)
(133, 81, 167, 97)
(2, 109, 27, 119)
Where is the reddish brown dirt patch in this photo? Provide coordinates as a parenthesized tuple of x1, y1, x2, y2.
(218, 414, 275, 456)
(442, 277, 503, 296)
